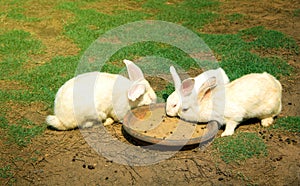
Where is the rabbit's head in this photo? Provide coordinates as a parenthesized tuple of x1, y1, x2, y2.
(124, 59, 157, 106)
(178, 77, 217, 123)
(166, 66, 182, 116)
(166, 92, 180, 116)
(166, 66, 229, 117)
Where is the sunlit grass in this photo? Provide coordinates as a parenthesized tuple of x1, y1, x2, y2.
(272, 116, 300, 133)
(212, 132, 268, 163)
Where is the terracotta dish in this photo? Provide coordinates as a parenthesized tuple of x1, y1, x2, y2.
(123, 103, 219, 147)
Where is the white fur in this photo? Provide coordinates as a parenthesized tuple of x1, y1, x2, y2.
(166, 66, 230, 116)
(177, 72, 282, 137)
(46, 59, 157, 130)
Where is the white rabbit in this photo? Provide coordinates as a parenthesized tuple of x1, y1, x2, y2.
(46, 59, 157, 130)
(166, 66, 229, 116)
(177, 72, 282, 137)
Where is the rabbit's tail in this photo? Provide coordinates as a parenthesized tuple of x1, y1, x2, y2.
(46, 115, 67, 130)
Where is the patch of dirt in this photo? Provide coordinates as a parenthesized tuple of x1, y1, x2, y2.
(146, 76, 170, 91)
(0, 0, 299, 185)
(4, 101, 48, 125)
(82, 0, 145, 14)
(280, 73, 300, 116)
(0, 80, 30, 90)
(5, 123, 299, 185)
(202, 0, 300, 42)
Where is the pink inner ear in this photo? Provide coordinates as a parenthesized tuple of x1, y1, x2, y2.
(197, 77, 217, 102)
(199, 89, 212, 102)
(181, 78, 195, 96)
(128, 84, 146, 101)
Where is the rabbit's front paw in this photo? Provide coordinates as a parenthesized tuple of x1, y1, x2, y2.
(221, 121, 238, 137)
(221, 130, 234, 137)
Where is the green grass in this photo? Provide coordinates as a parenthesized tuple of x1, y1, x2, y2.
(57, 1, 150, 50)
(156, 83, 175, 102)
(294, 9, 300, 17)
(0, 165, 13, 179)
(6, 7, 40, 22)
(202, 26, 297, 80)
(7, 123, 45, 147)
(0, 30, 43, 57)
(212, 132, 268, 163)
(0, 30, 44, 77)
(0, 116, 45, 147)
(0, 165, 15, 185)
(272, 116, 300, 133)
(239, 26, 299, 53)
(226, 13, 245, 22)
(143, 0, 219, 30)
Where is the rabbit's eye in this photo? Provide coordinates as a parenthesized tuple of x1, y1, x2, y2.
(182, 108, 189, 112)
(172, 104, 177, 108)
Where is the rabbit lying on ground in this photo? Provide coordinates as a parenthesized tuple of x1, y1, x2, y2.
(166, 66, 229, 117)
(46, 59, 157, 130)
(171, 67, 282, 137)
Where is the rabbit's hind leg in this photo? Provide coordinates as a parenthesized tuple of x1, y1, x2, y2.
(46, 115, 68, 130)
(261, 117, 274, 127)
(103, 118, 114, 126)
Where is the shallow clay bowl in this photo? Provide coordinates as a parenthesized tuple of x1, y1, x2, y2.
(123, 103, 219, 147)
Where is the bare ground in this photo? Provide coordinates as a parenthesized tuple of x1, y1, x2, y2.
(1, 0, 299, 185)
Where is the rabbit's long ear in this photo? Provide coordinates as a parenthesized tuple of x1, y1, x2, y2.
(123, 59, 144, 81)
(170, 66, 181, 91)
(197, 77, 217, 102)
(128, 83, 146, 101)
(180, 78, 195, 97)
